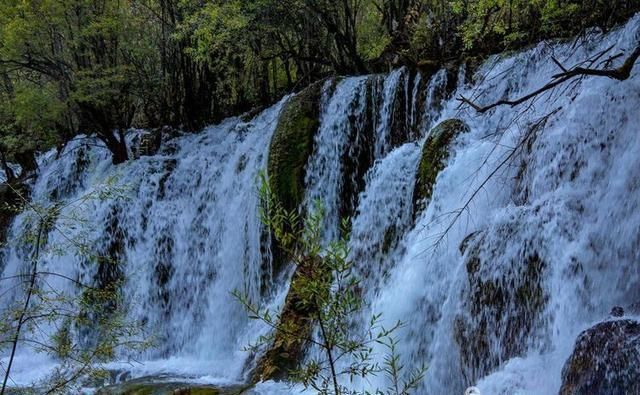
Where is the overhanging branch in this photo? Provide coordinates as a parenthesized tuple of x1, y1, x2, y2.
(458, 43, 640, 113)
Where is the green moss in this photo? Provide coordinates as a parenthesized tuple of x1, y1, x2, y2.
(252, 256, 330, 383)
(454, 233, 548, 382)
(121, 384, 154, 395)
(267, 80, 325, 213)
(123, 386, 220, 395)
(412, 119, 469, 216)
(183, 389, 220, 395)
(99, 381, 251, 395)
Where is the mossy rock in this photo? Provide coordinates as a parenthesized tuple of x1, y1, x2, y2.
(454, 231, 547, 383)
(560, 319, 640, 395)
(412, 119, 469, 216)
(97, 379, 251, 395)
(267, 80, 325, 213)
(251, 256, 329, 382)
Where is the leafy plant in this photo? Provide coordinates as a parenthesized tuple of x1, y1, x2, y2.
(234, 174, 426, 395)
(0, 179, 151, 394)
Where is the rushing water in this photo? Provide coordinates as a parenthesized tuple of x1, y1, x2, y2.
(2, 15, 640, 395)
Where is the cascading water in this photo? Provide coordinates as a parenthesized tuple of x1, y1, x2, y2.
(356, 17, 640, 395)
(304, 77, 369, 241)
(0, 101, 288, 386)
(1, 14, 640, 395)
(373, 67, 407, 159)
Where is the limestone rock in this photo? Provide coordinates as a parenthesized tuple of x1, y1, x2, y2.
(267, 80, 325, 213)
(413, 119, 469, 216)
(560, 319, 640, 395)
(454, 231, 547, 383)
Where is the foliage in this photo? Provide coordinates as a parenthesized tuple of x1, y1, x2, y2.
(449, 0, 640, 51)
(0, 0, 638, 170)
(0, 179, 151, 394)
(234, 176, 426, 394)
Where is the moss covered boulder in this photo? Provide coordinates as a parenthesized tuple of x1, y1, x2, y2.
(252, 256, 328, 382)
(560, 319, 640, 395)
(454, 231, 547, 383)
(267, 80, 325, 213)
(96, 378, 251, 395)
(412, 119, 469, 216)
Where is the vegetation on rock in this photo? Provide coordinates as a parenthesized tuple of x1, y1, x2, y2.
(235, 179, 426, 394)
(267, 81, 325, 214)
(413, 118, 469, 216)
(96, 379, 251, 395)
(454, 231, 548, 384)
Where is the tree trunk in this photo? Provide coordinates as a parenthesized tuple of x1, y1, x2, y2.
(0, 149, 15, 182)
(14, 150, 38, 179)
(100, 129, 129, 165)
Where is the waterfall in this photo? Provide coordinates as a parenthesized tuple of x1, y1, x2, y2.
(304, 77, 369, 241)
(2, 14, 640, 395)
(374, 67, 407, 159)
(0, 100, 287, 386)
(359, 16, 640, 395)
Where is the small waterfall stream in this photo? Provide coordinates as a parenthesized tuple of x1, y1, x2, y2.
(1, 15, 640, 395)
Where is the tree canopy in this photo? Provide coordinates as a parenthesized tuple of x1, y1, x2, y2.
(0, 0, 637, 171)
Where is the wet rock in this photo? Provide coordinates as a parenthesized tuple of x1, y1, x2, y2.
(388, 69, 411, 148)
(252, 256, 328, 382)
(610, 306, 625, 317)
(96, 376, 251, 395)
(134, 129, 164, 158)
(267, 80, 325, 213)
(266, 80, 326, 276)
(412, 119, 469, 217)
(338, 77, 377, 221)
(454, 231, 547, 383)
(157, 159, 178, 200)
(559, 319, 640, 395)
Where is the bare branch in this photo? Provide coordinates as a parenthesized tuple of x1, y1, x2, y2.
(459, 44, 640, 113)
(551, 56, 567, 73)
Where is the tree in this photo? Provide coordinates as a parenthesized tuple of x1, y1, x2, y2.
(0, 0, 157, 164)
(0, 180, 150, 394)
(1, 0, 638, 170)
(235, 177, 426, 394)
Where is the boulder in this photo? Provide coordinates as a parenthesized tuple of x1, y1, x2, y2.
(267, 80, 325, 214)
(266, 80, 325, 277)
(251, 256, 329, 382)
(454, 231, 547, 383)
(413, 119, 469, 216)
(559, 319, 640, 395)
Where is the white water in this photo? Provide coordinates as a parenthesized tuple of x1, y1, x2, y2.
(374, 67, 407, 158)
(362, 17, 640, 395)
(304, 77, 369, 241)
(2, 15, 640, 395)
(0, 101, 288, 387)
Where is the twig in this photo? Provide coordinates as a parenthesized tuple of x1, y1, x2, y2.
(458, 44, 640, 113)
(1, 221, 43, 394)
(431, 108, 561, 250)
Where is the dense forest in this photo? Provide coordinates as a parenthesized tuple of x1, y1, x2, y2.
(1, 0, 638, 172)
